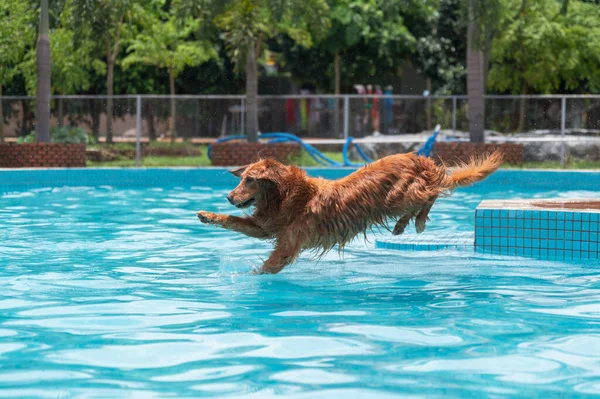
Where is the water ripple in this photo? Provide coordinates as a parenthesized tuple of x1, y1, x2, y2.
(1, 185, 599, 397)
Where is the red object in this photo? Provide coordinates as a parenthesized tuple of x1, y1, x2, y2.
(285, 99, 296, 126)
(372, 90, 381, 131)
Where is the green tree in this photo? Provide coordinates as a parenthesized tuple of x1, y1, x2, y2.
(123, 12, 218, 141)
(0, 0, 35, 142)
(321, 0, 416, 134)
(175, 0, 330, 142)
(68, 0, 138, 143)
(487, 0, 600, 129)
(414, 0, 467, 94)
(465, 0, 505, 142)
(272, 0, 426, 134)
(20, 27, 105, 125)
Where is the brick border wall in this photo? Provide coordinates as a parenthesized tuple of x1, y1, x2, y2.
(210, 143, 301, 166)
(0, 143, 86, 168)
(432, 142, 524, 165)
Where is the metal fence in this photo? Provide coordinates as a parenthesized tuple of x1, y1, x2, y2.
(1, 94, 600, 166)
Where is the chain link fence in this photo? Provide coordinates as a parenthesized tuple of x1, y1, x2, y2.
(1, 94, 599, 166)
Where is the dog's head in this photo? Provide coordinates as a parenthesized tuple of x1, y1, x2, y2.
(227, 159, 289, 209)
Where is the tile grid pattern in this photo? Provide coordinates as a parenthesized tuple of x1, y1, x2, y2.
(475, 208, 600, 260)
(375, 232, 474, 252)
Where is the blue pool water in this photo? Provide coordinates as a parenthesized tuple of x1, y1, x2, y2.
(1, 170, 600, 398)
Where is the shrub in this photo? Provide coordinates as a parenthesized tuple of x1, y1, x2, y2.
(17, 126, 95, 145)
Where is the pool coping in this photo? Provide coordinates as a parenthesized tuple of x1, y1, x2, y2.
(2, 168, 599, 192)
(1, 167, 600, 172)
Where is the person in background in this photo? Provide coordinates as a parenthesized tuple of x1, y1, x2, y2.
(383, 85, 393, 134)
(372, 86, 382, 135)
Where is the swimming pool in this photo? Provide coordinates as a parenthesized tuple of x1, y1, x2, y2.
(1, 168, 599, 398)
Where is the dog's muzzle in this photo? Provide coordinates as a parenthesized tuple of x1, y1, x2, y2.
(235, 198, 256, 209)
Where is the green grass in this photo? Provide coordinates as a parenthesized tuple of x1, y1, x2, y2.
(289, 150, 345, 167)
(87, 147, 347, 168)
(87, 155, 212, 168)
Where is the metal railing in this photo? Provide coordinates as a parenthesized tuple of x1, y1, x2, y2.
(1, 94, 600, 166)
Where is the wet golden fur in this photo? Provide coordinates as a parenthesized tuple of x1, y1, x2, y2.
(197, 151, 503, 274)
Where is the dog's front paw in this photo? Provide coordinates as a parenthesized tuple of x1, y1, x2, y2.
(196, 211, 216, 224)
(250, 265, 265, 275)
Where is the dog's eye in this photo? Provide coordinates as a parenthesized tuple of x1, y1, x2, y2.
(246, 177, 255, 184)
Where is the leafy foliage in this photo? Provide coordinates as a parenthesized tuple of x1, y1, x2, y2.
(0, 0, 36, 86)
(68, 0, 136, 48)
(414, 0, 467, 93)
(2, 0, 600, 99)
(123, 11, 217, 78)
(175, 0, 330, 73)
(19, 27, 106, 95)
(487, 0, 600, 94)
(273, 0, 431, 92)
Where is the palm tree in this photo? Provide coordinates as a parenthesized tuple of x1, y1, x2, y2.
(175, 0, 329, 142)
(69, 0, 134, 143)
(466, 0, 505, 143)
(36, 0, 51, 142)
(123, 14, 217, 142)
(467, 0, 485, 143)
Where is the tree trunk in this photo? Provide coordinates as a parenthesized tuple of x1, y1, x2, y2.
(467, 0, 485, 143)
(517, 85, 528, 133)
(106, 56, 114, 144)
(105, 15, 123, 145)
(35, 0, 51, 143)
(245, 42, 259, 143)
(91, 99, 100, 141)
(334, 51, 341, 138)
(0, 82, 4, 143)
(146, 102, 157, 141)
(21, 100, 29, 136)
(169, 68, 176, 143)
(57, 98, 63, 128)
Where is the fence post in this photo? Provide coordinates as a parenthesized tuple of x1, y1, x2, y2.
(343, 95, 349, 140)
(136, 95, 141, 167)
(560, 96, 566, 167)
(240, 98, 245, 135)
(452, 96, 457, 135)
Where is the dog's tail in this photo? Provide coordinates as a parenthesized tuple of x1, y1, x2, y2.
(444, 150, 504, 189)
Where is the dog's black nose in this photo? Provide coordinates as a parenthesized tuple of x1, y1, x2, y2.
(227, 194, 234, 204)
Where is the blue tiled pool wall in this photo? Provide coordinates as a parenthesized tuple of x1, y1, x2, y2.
(375, 232, 474, 251)
(1, 168, 600, 192)
(475, 209, 600, 260)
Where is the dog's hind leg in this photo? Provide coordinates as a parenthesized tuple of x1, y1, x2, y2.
(415, 198, 436, 234)
(392, 208, 419, 235)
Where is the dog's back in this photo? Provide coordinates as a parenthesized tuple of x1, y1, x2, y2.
(303, 151, 503, 252)
(199, 151, 503, 274)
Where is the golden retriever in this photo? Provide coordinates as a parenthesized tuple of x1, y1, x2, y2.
(197, 151, 503, 274)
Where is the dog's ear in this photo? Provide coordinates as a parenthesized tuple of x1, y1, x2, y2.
(229, 165, 248, 178)
(252, 159, 288, 182)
